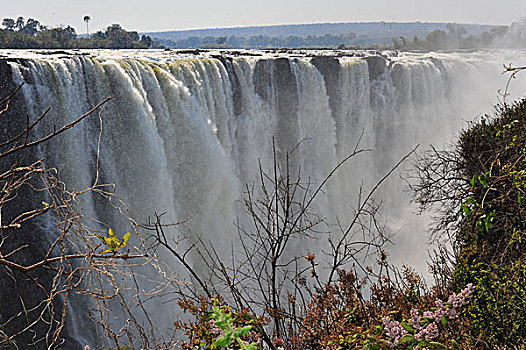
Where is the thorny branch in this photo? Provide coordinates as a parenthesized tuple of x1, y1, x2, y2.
(0, 85, 171, 349)
(146, 136, 415, 349)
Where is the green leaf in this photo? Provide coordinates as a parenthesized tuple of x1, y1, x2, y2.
(119, 232, 131, 248)
(214, 333, 232, 347)
(484, 211, 496, 232)
(452, 339, 460, 350)
(236, 325, 253, 336)
(476, 220, 484, 233)
(421, 316, 433, 325)
(215, 319, 228, 329)
(42, 201, 50, 208)
(399, 334, 416, 344)
(478, 174, 488, 188)
(441, 315, 447, 327)
(427, 341, 448, 350)
(470, 174, 477, 187)
(465, 197, 477, 205)
(401, 322, 415, 333)
(460, 203, 471, 217)
(244, 343, 259, 350)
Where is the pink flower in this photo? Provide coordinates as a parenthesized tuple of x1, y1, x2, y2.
(448, 283, 475, 309)
(382, 316, 407, 347)
(410, 308, 422, 329)
(446, 308, 457, 319)
(425, 322, 439, 341)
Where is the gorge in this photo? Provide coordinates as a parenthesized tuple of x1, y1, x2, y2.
(0, 49, 525, 347)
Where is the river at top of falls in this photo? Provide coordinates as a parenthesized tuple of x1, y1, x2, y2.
(4, 48, 526, 278)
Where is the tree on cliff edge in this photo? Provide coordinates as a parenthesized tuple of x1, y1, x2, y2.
(83, 15, 91, 38)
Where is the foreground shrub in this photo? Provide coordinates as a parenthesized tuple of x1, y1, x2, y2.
(412, 98, 526, 348)
(175, 297, 268, 349)
(177, 267, 476, 350)
(455, 261, 526, 346)
(362, 283, 474, 350)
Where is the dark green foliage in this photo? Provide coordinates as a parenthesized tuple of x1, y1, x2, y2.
(35, 26, 77, 48)
(456, 99, 526, 262)
(156, 32, 360, 49)
(455, 261, 526, 346)
(414, 98, 526, 348)
(0, 17, 153, 49)
(452, 100, 526, 347)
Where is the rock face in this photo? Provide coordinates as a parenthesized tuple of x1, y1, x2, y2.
(364, 55, 387, 81)
(0, 62, 73, 349)
(310, 56, 342, 129)
(254, 57, 299, 158)
(0, 49, 524, 347)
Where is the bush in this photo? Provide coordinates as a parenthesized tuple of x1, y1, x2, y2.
(413, 98, 526, 348)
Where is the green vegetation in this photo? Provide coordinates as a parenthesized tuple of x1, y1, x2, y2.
(409, 97, 526, 348)
(452, 100, 526, 346)
(209, 306, 259, 350)
(2, 16, 522, 50)
(157, 32, 362, 49)
(0, 17, 154, 49)
(96, 228, 130, 254)
(175, 298, 267, 349)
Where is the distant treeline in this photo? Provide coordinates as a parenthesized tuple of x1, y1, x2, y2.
(391, 21, 526, 50)
(146, 22, 494, 42)
(0, 17, 154, 49)
(1, 16, 525, 51)
(157, 33, 375, 49)
(157, 20, 526, 50)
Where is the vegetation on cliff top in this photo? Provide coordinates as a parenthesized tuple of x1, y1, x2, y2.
(2, 15, 526, 50)
(0, 17, 154, 49)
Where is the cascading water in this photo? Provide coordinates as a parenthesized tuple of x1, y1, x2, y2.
(2, 49, 526, 345)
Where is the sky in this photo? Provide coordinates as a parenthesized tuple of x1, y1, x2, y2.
(2, 0, 525, 34)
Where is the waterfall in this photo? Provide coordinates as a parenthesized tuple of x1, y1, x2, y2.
(6, 48, 526, 280)
(2, 49, 526, 346)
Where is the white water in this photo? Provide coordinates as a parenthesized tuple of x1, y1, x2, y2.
(7, 48, 526, 269)
(4, 49, 526, 342)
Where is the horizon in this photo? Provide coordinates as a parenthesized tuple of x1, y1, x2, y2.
(140, 20, 496, 35)
(1, 0, 524, 34)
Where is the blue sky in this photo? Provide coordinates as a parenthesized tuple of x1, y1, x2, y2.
(2, 0, 525, 33)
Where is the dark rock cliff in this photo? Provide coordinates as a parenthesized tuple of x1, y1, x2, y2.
(0, 59, 84, 349)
